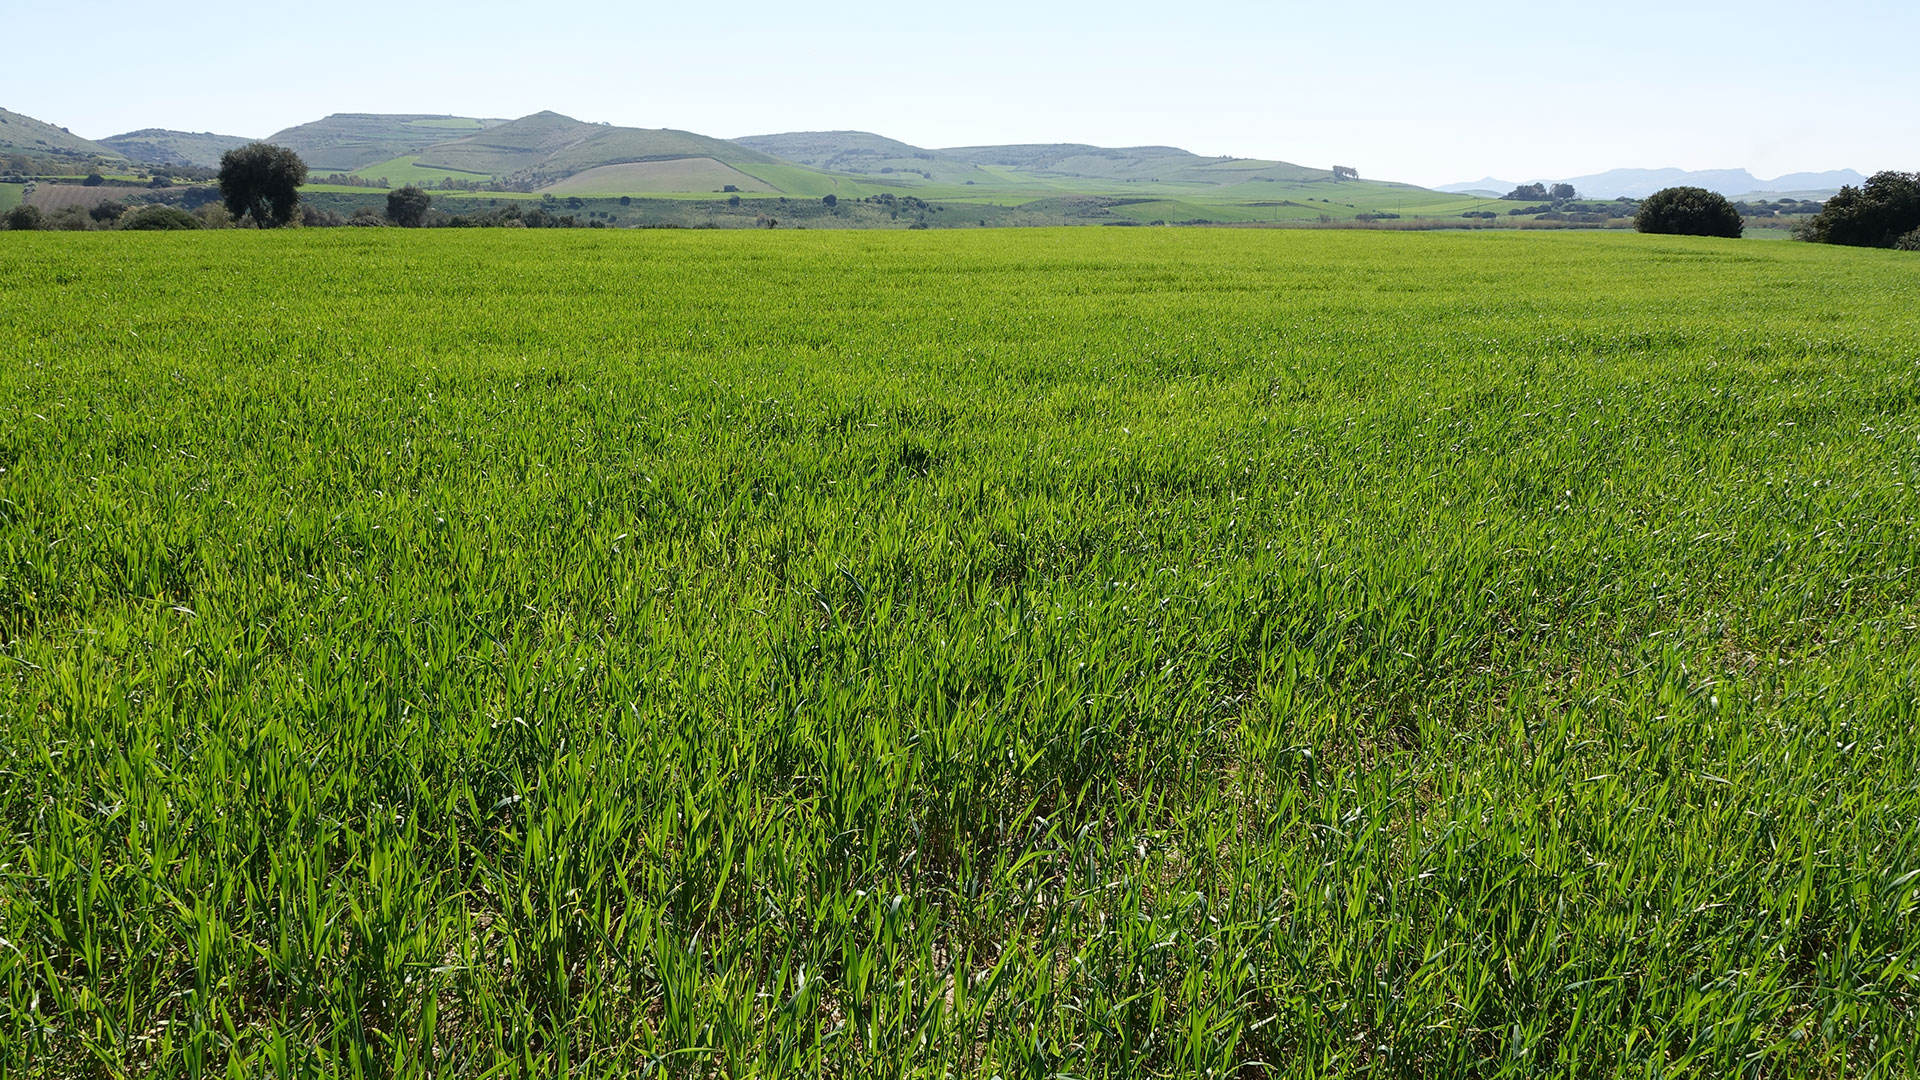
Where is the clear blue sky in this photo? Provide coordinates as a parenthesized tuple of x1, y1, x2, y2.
(8, 0, 1914, 188)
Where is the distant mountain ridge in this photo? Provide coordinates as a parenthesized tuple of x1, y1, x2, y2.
(1439, 167, 1865, 199)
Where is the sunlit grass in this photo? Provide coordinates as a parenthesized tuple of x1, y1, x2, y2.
(2, 228, 1917, 1076)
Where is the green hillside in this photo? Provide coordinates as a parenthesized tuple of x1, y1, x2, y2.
(734, 131, 994, 185)
(943, 142, 1333, 184)
(266, 114, 507, 173)
(539, 159, 776, 195)
(730, 131, 1343, 199)
(98, 129, 255, 169)
(409, 112, 781, 183)
(0, 107, 125, 166)
(255, 112, 1519, 225)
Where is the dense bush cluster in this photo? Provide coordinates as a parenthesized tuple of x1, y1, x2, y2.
(1635, 186, 1743, 238)
(1797, 170, 1920, 248)
(120, 205, 201, 230)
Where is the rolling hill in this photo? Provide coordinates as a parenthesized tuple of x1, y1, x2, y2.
(0, 107, 124, 165)
(265, 114, 508, 173)
(941, 143, 1333, 185)
(99, 129, 256, 168)
(739, 133, 1340, 189)
(734, 131, 994, 185)
(0, 104, 1542, 227)
(308, 117, 1468, 219)
(412, 111, 781, 181)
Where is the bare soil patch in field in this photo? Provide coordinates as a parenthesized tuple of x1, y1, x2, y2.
(27, 184, 152, 211)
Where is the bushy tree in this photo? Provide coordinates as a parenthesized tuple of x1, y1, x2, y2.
(1798, 171, 1920, 248)
(195, 202, 234, 229)
(1896, 228, 1920, 252)
(386, 185, 431, 227)
(1549, 182, 1576, 200)
(821, 193, 837, 208)
(90, 200, 128, 224)
(217, 142, 308, 228)
(121, 205, 202, 230)
(45, 205, 94, 231)
(1505, 182, 1548, 200)
(3, 204, 43, 231)
(1635, 186, 1742, 238)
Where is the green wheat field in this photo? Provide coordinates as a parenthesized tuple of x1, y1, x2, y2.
(2, 228, 1917, 1077)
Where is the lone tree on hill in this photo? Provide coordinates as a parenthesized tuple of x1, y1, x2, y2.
(1797, 170, 1920, 248)
(1635, 186, 1742, 238)
(217, 143, 308, 228)
(386, 185, 432, 227)
(1549, 182, 1576, 200)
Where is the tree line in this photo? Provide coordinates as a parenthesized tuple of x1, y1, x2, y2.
(1627, 172, 1919, 247)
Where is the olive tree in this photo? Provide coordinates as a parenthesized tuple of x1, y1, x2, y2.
(217, 143, 308, 228)
(386, 185, 432, 227)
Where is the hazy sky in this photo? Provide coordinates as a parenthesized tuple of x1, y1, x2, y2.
(8, 0, 1914, 188)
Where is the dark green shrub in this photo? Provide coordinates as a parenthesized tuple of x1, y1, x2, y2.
(1799, 171, 1920, 248)
(386, 185, 431, 227)
(3, 204, 43, 230)
(1635, 186, 1742, 238)
(46, 205, 93, 230)
(120, 205, 201, 230)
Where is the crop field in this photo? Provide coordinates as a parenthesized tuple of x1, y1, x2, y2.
(1, 229, 1917, 1077)
(729, 163, 869, 199)
(540, 161, 777, 196)
(350, 156, 497, 188)
(22, 184, 149, 212)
